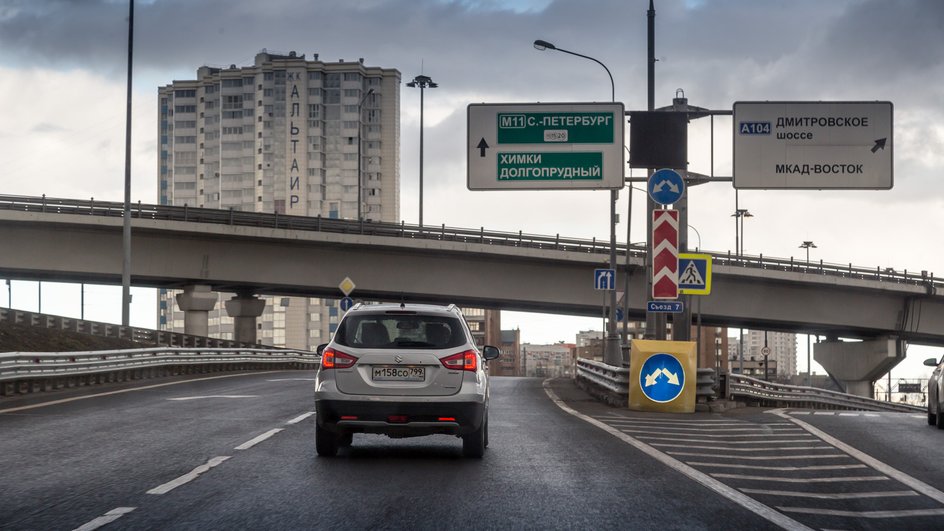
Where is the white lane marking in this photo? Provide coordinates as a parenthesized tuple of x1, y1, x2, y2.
(72, 507, 136, 531)
(542, 381, 813, 531)
(711, 473, 889, 483)
(147, 456, 231, 495)
(235, 428, 284, 450)
(638, 436, 817, 445)
(777, 507, 944, 518)
(607, 424, 803, 433)
(788, 411, 811, 415)
(167, 395, 258, 401)
(838, 413, 859, 417)
(908, 414, 924, 419)
(624, 432, 813, 439)
(592, 415, 738, 422)
(686, 462, 867, 472)
(668, 452, 847, 461)
(0, 371, 284, 415)
(773, 409, 944, 505)
(813, 411, 836, 415)
(651, 443, 833, 452)
(286, 412, 315, 425)
(741, 488, 919, 500)
(266, 378, 316, 382)
(597, 419, 753, 427)
(865, 413, 880, 417)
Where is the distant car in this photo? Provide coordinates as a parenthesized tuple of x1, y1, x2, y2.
(926, 355, 944, 428)
(314, 303, 500, 457)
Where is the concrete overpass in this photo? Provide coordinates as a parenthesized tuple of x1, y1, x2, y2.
(1, 195, 941, 394)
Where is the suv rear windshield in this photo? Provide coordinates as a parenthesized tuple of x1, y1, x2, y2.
(334, 314, 468, 349)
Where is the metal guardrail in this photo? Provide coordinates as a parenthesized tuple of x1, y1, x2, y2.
(1, 308, 263, 349)
(727, 373, 924, 413)
(0, 347, 320, 396)
(0, 194, 939, 291)
(575, 358, 629, 394)
(575, 358, 923, 413)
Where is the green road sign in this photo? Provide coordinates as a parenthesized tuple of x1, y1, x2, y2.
(468, 102, 624, 191)
(497, 113, 615, 144)
(497, 152, 603, 181)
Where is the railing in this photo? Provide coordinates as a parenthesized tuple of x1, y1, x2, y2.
(0, 194, 939, 291)
(575, 358, 923, 413)
(727, 373, 924, 413)
(0, 347, 320, 396)
(1, 308, 263, 349)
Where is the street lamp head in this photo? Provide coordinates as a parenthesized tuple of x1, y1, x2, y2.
(533, 39, 556, 51)
(799, 241, 817, 249)
(407, 74, 437, 89)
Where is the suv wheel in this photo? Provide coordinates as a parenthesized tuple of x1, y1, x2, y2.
(462, 417, 486, 458)
(929, 404, 937, 426)
(316, 424, 339, 457)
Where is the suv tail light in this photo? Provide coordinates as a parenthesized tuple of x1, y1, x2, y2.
(440, 350, 477, 372)
(321, 347, 358, 369)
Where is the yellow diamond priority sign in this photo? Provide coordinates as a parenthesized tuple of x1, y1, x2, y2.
(338, 277, 356, 297)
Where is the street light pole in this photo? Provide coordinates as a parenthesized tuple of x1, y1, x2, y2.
(356, 88, 375, 221)
(406, 75, 438, 228)
(121, 0, 134, 326)
(800, 241, 817, 268)
(533, 38, 621, 366)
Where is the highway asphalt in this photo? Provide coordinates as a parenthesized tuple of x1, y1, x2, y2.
(1, 372, 942, 530)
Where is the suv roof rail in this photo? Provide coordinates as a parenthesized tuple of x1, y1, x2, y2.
(446, 303, 458, 313)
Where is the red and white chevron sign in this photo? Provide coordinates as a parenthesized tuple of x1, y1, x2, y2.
(652, 209, 679, 299)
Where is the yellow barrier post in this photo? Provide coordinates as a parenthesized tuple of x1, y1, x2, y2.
(629, 339, 697, 413)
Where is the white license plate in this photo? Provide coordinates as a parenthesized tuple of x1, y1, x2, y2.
(371, 366, 425, 382)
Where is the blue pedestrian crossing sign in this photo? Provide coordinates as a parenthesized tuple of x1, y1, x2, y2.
(594, 268, 616, 290)
(639, 352, 686, 403)
(648, 168, 685, 206)
(678, 253, 712, 295)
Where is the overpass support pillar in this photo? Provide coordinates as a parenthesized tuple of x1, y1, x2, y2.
(225, 294, 266, 345)
(814, 336, 906, 398)
(175, 285, 217, 337)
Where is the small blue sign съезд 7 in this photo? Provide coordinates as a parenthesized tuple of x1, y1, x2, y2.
(647, 300, 684, 313)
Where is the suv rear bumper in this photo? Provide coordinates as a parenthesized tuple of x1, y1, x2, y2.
(316, 399, 486, 437)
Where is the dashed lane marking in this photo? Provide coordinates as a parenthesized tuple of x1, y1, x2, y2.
(286, 412, 315, 424)
(650, 443, 833, 452)
(72, 507, 136, 531)
(167, 395, 258, 401)
(234, 428, 284, 450)
(147, 456, 231, 495)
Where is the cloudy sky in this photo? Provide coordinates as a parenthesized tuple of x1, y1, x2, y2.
(1, 0, 942, 379)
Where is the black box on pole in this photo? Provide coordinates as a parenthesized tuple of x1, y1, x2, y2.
(628, 111, 688, 169)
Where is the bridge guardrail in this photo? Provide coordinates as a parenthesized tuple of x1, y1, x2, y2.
(1, 308, 265, 349)
(575, 358, 924, 413)
(0, 347, 320, 396)
(0, 194, 938, 291)
(727, 373, 924, 412)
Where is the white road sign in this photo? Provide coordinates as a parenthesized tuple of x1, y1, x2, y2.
(467, 102, 625, 190)
(733, 101, 893, 189)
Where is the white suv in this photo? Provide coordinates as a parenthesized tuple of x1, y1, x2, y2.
(314, 303, 500, 457)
